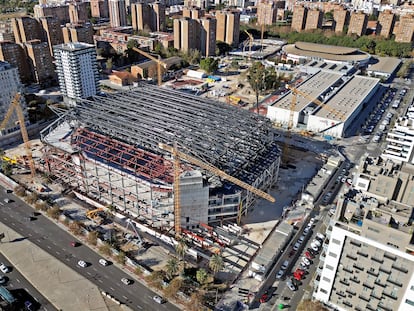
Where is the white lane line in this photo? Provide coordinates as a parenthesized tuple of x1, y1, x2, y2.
(122, 295, 128, 300)
(46, 245, 51, 249)
(98, 279, 103, 283)
(11, 222, 15, 225)
(86, 272, 91, 276)
(110, 287, 115, 291)
(136, 305, 143, 310)
(65, 258, 70, 262)
(36, 239, 41, 242)
(56, 251, 60, 255)
(28, 233, 32, 236)
(92, 268, 97, 272)
(16, 278, 20, 283)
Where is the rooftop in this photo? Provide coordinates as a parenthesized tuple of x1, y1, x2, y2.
(368, 57, 402, 74)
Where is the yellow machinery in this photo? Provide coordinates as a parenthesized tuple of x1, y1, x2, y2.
(158, 143, 276, 236)
(0, 93, 35, 178)
(244, 30, 254, 60)
(86, 208, 105, 224)
(132, 47, 167, 86)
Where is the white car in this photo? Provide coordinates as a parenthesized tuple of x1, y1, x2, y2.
(281, 260, 289, 270)
(316, 233, 325, 242)
(0, 264, 9, 273)
(99, 259, 109, 266)
(286, 280, 297, 291)
(121, 278, 131, 285)
(310, 243, 320, 252)
(153, 295, 165, 304)
(77, 260, 87, 268)
(276, 269, 284, 279)
(302, 256, 311, 266)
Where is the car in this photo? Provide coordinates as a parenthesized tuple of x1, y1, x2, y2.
(281, 260, 289, 270)
(310, 243, 320, 252)
(77, 260, 87, 268)
(0, 264, 9, 273)
(3, 198, 11, 203)
(5, 189, 12, 193)
(70, 241, 80, 247)
(153, 295, 165, 304)
(293, 242, 301, 251)
(121, 277, 131, 285)
(303, 226, 311, 234)
(24, 301, 35, 311)
(259, 291, 269, 303)
(99, 259, 109, 266)
(300, 262, 309, 270)
(286, 280, 297, 291)
(305, 251, 314, 259)
(312, 239, 321, 247)
(298, 235, 305, 243)
(308, 217, 316, 226)
(276, 269, 284, 279)
(302, 256, 311, 266)
(316, 233, 326, 242)
(0, 276, 7, 285)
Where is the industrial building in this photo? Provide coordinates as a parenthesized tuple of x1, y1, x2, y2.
(40, 84, 280, 231)
(314, 157, 414, 311)
(266, 68, 380, 138)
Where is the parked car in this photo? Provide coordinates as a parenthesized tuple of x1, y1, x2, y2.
(316, 233, 325, 242)
(302, 257, 311, 266)
(77, 260, 87, 268)
(293, 242, 301, 251)
(310, 243, 320, 252)
(121, 278, 132, 285)
(0, 264, 9, 273)
(99, 259, 109, 266)
(312, 239, 321, 247)
(70, 241, 80, 247)
(276, 269, 284, 279)
(0, 275, 7, 285)
(286, 280, 297, 291)
(305, 251, 314, 259)
(281, 260, 289, 270)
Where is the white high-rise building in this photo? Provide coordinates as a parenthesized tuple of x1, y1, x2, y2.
(53, 42, 99, 105)
(108, 0, 127, 27)
(0, 61, 24, 135)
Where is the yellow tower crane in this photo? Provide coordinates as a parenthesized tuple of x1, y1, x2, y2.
(159, 143, 275, 237)
(282, 84, 346, 163)
(132, 47, 167, 86)
(0, 93, 36, 178)
(244, 30, 254, 60)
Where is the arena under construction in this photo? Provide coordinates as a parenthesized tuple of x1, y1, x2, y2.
(40, 83, 280, 232)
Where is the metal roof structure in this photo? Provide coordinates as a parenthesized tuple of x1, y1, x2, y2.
(71, 83, 278, 183)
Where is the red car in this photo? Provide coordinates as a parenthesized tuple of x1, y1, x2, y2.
(70, 241, 80, 247)
(305, 251, 314, 259)
(295, 268, 305, 276)
(259, 293, 269, 303)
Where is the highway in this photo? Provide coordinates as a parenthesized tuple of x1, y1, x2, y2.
(0, 189, 180, 311)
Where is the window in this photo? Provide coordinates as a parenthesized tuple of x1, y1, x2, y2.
(320, 288, 328, 294)
(328, 252, 337, 258)
(326, 264, 334, 271)
(406, 299, 414, 306)
(332, 238, 341, 245)
(322, 276, 331, 282)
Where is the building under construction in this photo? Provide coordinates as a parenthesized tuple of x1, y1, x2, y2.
(40, 84, 280, 231)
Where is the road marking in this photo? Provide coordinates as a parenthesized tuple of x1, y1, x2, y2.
(122, 295, 128, 300)
(47, 245, 51, 249)
(55, 251, 60, 255)
(86, 272, 91, 276)
(28, 233, 32, 236)
(16, 278, 20, 283)
(36, 239, 41, 242)
(110, 287, 115, 291)
(136, 305, 142, 310)
(92, 268, 97, 272)
(11, 222, 15, 225)
(98, 279, 103, 283)
(65, 258, 70, 262)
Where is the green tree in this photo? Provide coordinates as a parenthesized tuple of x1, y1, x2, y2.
(209, 254, 224, 275)
(216, 41, 232, 56)
(166, 257, 180, 279)
(106, 58, 113, 71)
(117, 251, 126, 264)
(247, 62, 267, 113)
(1, 162, 12, 176)
(175, 238, 188, 260)
(196, 268, 208, 286)
(200, 57, 219, 74)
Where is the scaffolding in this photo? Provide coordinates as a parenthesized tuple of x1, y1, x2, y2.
(41, 84, 281, 228)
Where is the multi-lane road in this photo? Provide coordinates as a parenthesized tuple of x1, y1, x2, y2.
(0, 189, 179, 311)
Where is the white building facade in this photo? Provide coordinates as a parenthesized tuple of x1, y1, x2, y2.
(54, 43, 100, 105)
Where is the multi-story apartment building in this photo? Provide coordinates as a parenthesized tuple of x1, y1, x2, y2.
(38, 17, 64, 56)
(291, 5, 308, 32)
(257, 0, 278, 25)
(215, 10, 240, 47)
(348, 11, 368, 36)
(199, 17, 216, 57)
(184, 0, 208, 9)
(0, 21, 14, 42)
(23, 40, 55, 87)
(314, 157, 414, 311)
(305, 9, 323, 30)
(174, 17, 197, 52)
(90, 0, 109, 18)
(376, 10, 395, 38)
(54, 42, 100, 104)
(0, 42, 31, 84)
(131, 2, 166, 32)
(333, 6, 349, 33)
(68, 1, 89, 24)
(62, 23, 94, 44)
(109, 0, 127, 27)
(183, 7, 205, 19)
(394, 14, 414, 43)
(34, 4, 71, 25)
(11, 17, 42, 44)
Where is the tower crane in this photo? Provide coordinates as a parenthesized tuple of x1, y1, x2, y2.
(132, 47, 167, 86)
(0, 93, 35, 178)
(244, 30, 254, 60)
(158, 143, 275, 236)
(282, 84, 346, 163)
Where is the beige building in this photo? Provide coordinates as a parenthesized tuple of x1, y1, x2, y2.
(184, 0, 208, 9)
(257, 0, 278, 25)
(305, 9, 323, 30)
(215, 10, 240, 47)
(174, 17, 198, 52)
(394, 14, 414, 43)
(199, 17, 216, 57)
(0, 42, 31, 84)
(38, 17, 64, 56)
(291, 5, 307, 32)
(376, 10, 395, 38)
(68, 1, 89, 24)
(90, 0, 109, 18)
(183, 7, 205, 19)
(131, 2, 166, 32)
(62, 23, 94, 44)
(348, 11, 368, 36)
(23, 40, 55, 87)
(333, 6, 349, 33)
(34, 4, 70, 25)
(109, 0, 127, 27)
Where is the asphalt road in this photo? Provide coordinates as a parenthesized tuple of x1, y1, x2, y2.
(0, 252, 57, 311)
(0, 190, 180, 311)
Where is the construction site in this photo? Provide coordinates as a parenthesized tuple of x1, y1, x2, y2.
(39, 83, 281, 235)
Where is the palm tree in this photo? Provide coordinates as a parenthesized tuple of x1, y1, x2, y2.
(175, 238, 188, 261)
(196, 268, 208, 286)
(166, 257, 180, 279)
(209, 254, 224, 275)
